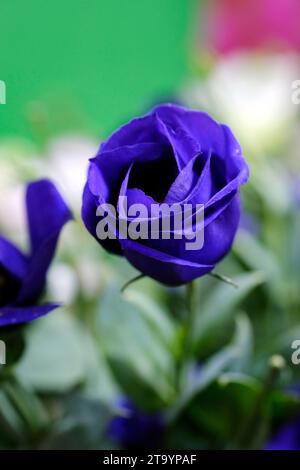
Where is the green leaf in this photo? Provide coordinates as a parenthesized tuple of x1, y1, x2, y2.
(231, 313, 253, 373)
(0, 389, 25, 444)
(2, 378, 48, 434)
(40, 394, 112, 450)
(189, 374, 262, 446)
(80, 328, 120, 404)
(269, 390, 300, 425)
(16, 310, 86, 392)
(0, 376, 49, 447)
(169, 344, 239, 420)
(95, 288, 176, 409)
(123, 289, 176, 350)
(192, 271, 266, 349)
(255, 324, 300, 364)
(251, 162, 291, 215)
(234, 230, 281, 285)
(217, 372, 260, 391)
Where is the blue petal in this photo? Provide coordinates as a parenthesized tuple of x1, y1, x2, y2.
(100, 113, 168, 152)
(17, 179, 72, 304)
(82, 182, 122, 255)
(120, 238, 214, 286)
(0, 235, 29, 280)
(0, 303, 59, 327)
(89, 142, 172, 204)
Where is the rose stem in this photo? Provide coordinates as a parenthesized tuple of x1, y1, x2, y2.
(177, 281, 197, 391)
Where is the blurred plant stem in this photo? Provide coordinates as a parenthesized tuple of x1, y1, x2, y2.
(0, 371, 48, 447)
(186, 282, 196, 319)
(232, 355, 285, 450)
(177, 281, 197, 391)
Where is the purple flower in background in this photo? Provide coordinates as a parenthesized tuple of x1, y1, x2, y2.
(266, 418, 300, 450)
(0, 179, 72, 327)
(108, 399, 164, 449)
(82, 104, 249, 285)
(266, 387, 300, 450)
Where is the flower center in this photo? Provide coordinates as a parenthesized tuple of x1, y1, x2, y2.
(129, 147, 178, 202)
(0, 266, 21, 308)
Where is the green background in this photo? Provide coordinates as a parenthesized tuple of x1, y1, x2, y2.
(0, 0, 195, 140)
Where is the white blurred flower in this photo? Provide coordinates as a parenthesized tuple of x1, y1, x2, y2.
(48, 262, 79, 304)
(76, 256, 103, 299)
(0, 140, 42, 242)
(290, 123, 300, 171)
(0, 183, 25, 240)
(182, 54, 300, 155)
(47, 135, 98, 213)
(50, 222, 106, 299)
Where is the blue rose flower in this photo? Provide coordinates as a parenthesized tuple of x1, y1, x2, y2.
(108, 399, 164, 449)
(0, 179, 72, 327)
(82, 104, 249, 285)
